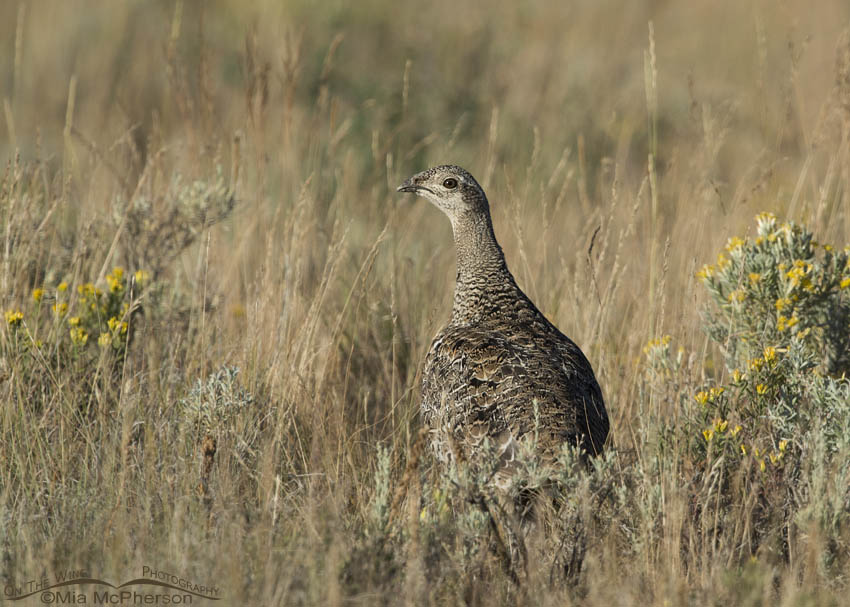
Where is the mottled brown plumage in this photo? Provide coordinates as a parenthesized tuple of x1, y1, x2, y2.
(398, 165, 609, 472)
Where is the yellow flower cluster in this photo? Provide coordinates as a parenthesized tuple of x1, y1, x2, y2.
(78, 283, 103, 299)
(784, 260, 814, 291)
(727, 289, 746, 303)
(643, 334, 671, 354)
(78, 282, 104, 313)
(694, 387, 724, 405)
(755, 211, 777, 234)
(747, 357, 765, 371)
(32, 288, 45, 302)
(740, 442, 785, 470)
(5, 309, 24, 326)
(696, 264, 714, 281)
(733, 347, 780, 387)
(106, 267, 125, 294)
(725, 236, 746, 252)
(777, 315, 799, 332)
(134, 269, 151, 286)
(702, 418, 733, 442)
(763, 346, 777, 364)
(70, 326, 88, 346)
(107, 316, 128, 335)
(774, 297, 791, 311)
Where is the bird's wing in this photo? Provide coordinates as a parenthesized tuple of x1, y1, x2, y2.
(422, 324, 607, 462)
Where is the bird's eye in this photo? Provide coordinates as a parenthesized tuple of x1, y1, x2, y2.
(442, 178, 458, 189)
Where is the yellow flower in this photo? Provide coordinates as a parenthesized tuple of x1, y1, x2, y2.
(106, 267, 125, 293)
(68, 316, 81, 327)
(769, 453, 779, 464)
(840, 277, 850, 290)
(713, 419, 728, 433)
(727, 289, 746, 303)
(5, 309, 23, 326)
(32, 288, 45, 302)
(643, 334, 672, 354)
(70, 327, 88, 346)
(57, 281, 68, 292)
(107, 317, 120, 332)
(763, 346, 776, 364)
(52, 302, 68, 316)
(107, 277, 123, 293)
(726, 236, 746, 252)
(759, 459, 766, 472)
(785, 267, 804, 285)
(134, 269, 151, 287)
(777, 315, 799, 332)
(775, 298, 791, 312)
(756, 384, 767, 395)
(702, 429, 714, 442)
(779, 440, 788, 452)
(694, 391, 709, 406)
(98, 332, 112, 348)
(740, 444, 747, 456)
(716, 252, 730, 270)
(732, 369, 743, 383)
(696, 265, 714, 281)
(755, 212, 776, 233)
(824, 244, 833, 252)
(748, 272, 760, 284)
(748, 357, 764, 371)
(731, 425, 742, 436)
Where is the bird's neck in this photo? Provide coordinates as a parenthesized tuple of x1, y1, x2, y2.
(449, 212, 519, 324)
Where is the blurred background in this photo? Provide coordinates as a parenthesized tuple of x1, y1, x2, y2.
(2, 0, 848, 303)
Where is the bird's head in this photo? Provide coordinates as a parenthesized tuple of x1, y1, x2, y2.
(397, 165, 489, 220)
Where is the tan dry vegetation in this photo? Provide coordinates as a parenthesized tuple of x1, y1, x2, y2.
(2, 1, 850, 605)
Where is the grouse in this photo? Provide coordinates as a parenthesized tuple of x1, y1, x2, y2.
(397, 165, 609, 471)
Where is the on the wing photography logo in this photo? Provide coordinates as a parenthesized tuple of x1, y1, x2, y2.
(4, 567, 221, 604)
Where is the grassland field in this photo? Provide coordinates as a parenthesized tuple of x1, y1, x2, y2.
(2, 1, 850, 605)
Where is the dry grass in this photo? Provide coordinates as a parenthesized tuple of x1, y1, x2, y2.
(2, 1, 850, 605)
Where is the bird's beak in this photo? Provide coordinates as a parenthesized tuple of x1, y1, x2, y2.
(397, 175, 433, 195)
(396, 177, 418, 193)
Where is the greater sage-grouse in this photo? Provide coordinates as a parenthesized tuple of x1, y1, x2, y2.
(398, 165, 609, 470)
